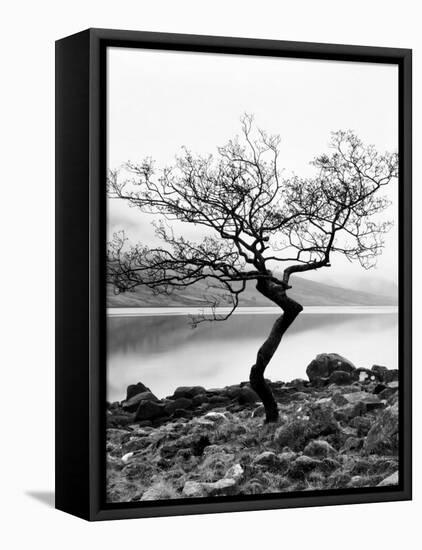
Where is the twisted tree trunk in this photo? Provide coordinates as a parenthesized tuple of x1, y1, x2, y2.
(249, 278, 303, 423)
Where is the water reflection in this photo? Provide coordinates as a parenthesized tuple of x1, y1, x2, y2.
(107, 312, 398, 401)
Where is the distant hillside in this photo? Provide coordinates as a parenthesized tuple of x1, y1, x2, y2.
(107, 274, 397, 308)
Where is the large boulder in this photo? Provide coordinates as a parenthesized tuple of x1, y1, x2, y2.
(126, 382, 150, 401)
(384, 370, 399, 383)
(135, 400, 166, 421)
(328, 370, 356, 386)
(163, 397, 193, 415)
(371, 366, 399, 383)
(171, 386, 206, 399)
(364, 403, 399, 454)
(223, 384, 242, 399)
(238, 386, 259, 405)
(306, 353, 357, 384)
(371, 365, 388, 381)
(122, 390, 159, 412)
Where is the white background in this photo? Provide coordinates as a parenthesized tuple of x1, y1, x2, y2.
(0, 1, 419, 548)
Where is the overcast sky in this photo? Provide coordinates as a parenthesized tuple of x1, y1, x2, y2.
(107, 47, 398, 293)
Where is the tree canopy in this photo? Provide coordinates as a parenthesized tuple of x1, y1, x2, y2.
(107, 115, 397, 322)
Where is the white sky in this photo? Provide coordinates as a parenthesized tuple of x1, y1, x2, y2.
(107, 47, 398, 291)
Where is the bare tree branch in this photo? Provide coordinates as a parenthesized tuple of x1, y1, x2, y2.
(107, 116, 397, 318)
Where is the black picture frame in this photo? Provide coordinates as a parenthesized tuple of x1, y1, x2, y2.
(55, 28, 412, 521)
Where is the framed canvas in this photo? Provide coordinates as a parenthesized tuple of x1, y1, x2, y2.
(55, 28, 412, 521)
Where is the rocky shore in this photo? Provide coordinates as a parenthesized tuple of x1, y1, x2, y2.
(106, 353, 399, 502)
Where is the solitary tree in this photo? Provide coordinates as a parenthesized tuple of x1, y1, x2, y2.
(107, 115, 397, 423)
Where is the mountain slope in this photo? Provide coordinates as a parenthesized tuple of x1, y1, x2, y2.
(107, 275, 397, 308)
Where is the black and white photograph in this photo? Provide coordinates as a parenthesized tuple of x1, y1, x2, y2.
(2, 0, 419, 544)
(105, 46, 401, 503)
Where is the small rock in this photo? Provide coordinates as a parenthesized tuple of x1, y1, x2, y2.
(274, 419, 310, 451)
(107, 428, 131, 444)
(182, 481, 205, 498)
(288, 455, 322, 479)
(224, 464, 244, 482)
(378, 387, 398, 401)
(364, 403, 399, 454)
(252, 451, 280, 468)
(121, 452, 134, 464)
(205, 478, 238, 496)
(251, 405, 265, 418)
(347, 475, 369, 488)
(328, 471, 352, 488)
(285, 378, 308, 390)
(320, 457, 341, 473)
(303, 439, 336, 458)
(315, 397, 332, 406)
(373, 383, 387, 395)
(196, 419, 215, 428)
(277, 451, 297, 473)
(357, 368, 376, 382)
(290, 391, 309, 401)
(377, 471, 399, 487)
(201, 412, 227, 424)
(350, 416, 373, 437)
(160, 443, 180, 459)
(183, 476, 240, 498)
(191, 435, 211, 456)
(334, 403, 363, 421)
(107, 414, 134, 428)
(137, 420, 153, 428)
(341, 436, 363, 452)
(140, 482, 177, 501)
(332, 391, 383, 411)
(122, 437, 148, 453)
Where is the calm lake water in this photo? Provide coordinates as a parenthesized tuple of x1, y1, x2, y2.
(106, 307, 398, 402)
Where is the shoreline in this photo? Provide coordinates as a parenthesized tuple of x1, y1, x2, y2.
(107, 305, 398, 318)
(106, 356, 399, 503)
